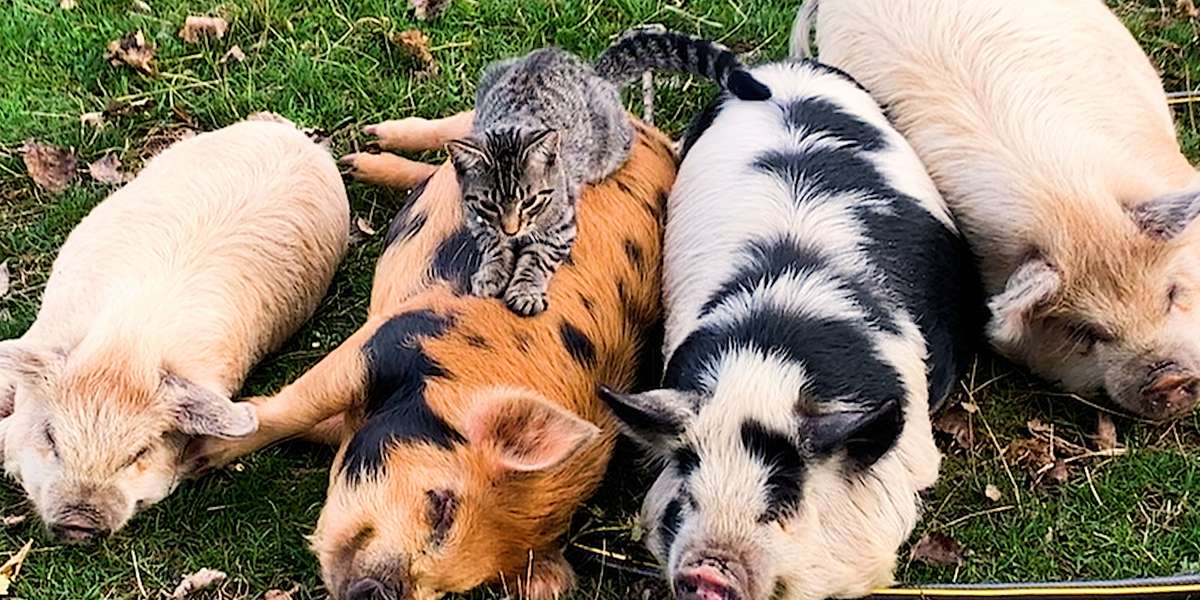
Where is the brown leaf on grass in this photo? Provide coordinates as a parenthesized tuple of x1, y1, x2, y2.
(59, 0, 77, 10)
(1006, 436, 1050, 466)
(170, 568, 226, 599)
(0, 516, 25, 528)
(179, 16, 229, 44)
(1179, 0, 1199, 19)
(21, 140, 77, 193)
(410, 0, 452, 21)
(0, 540, 34, 596)
(933, 405, 973, 449)
(138, 124, 197, 161)
(1094, 413, 1118, 451)
(1005, 435, 1076, 488)
(356, 216, 377, 237)
(88, 153, 132, 185)
(350, 216, 378, 246)
(392, 29, 438, 76)
(220, 45, 246, 64)
(0, 262, 9, 301)
(106, 30, 157, 76)
(104, 97, 154, 119)
(1045, 460, 1071, 486)
(131, 0, 152, 13)
(909, 532, 967, 567)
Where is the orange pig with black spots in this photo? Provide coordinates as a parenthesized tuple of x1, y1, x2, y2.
(190, 112, 676, 600)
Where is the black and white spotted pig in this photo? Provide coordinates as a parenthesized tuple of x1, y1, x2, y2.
(601, 57, 980, 600)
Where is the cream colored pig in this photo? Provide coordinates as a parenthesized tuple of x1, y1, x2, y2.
(800, 0, 1200, 420)
(0, 118, 349, 540)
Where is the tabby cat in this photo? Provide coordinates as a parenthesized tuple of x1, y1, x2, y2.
(448, 30, 770, 316)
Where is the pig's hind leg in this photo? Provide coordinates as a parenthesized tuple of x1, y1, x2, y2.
(362, 110, 474, 152)
(340, 153, 438, 190)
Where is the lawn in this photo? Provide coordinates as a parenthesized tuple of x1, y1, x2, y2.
(0, 0, 1198, 599)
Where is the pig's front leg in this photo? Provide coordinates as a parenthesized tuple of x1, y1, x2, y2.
(183, 317, 387, 474)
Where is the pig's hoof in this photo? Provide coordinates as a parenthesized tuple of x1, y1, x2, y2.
(521, 550, 575, 600)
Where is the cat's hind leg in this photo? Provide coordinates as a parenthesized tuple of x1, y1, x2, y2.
(363, 110, 475, 153)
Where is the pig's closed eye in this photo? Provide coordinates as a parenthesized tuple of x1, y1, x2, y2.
(1065, 321, 1116, 353)
(1168, 283, 1182, 310)
(425, 489, 459, 547)
(44, 425, 59, 459)
(122, 446, 152, 470)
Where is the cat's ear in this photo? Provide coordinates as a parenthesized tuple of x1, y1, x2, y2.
(521, 129, 560, 168)
(447, 138, 491, 172)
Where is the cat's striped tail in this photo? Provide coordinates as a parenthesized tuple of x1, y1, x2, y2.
(594, 28, 771, 101)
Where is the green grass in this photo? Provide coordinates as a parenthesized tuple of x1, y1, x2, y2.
(0, 0, 1198, 598)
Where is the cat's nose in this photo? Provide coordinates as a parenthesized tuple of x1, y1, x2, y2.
(501, 214, 521, 235)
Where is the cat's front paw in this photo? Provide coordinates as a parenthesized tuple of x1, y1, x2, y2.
(471, 264, 510, 298)
(505, 284, 549, 316)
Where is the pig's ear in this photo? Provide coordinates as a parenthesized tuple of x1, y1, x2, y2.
(986, 258, 1061, 349)
(159, 373, 257, 439)
(807, 399, 902, 465)
(1129, 189, 1200, 240)
(466, 390, 601, 473)
(0, 341, 66, 397)
(446, 137, 491, 173)
(598, 386, 697, 452)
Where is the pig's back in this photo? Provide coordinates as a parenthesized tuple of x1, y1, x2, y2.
(664, 60, 975, 409)
(30, 120, 349, 390)
(812, 0, 1191, 286)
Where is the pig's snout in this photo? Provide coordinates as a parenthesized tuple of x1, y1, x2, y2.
(675, 558, 745, 600)
(1140, 362, 1199, 421)
(49, 509, 109, 543)
(344, 577, 400, 600)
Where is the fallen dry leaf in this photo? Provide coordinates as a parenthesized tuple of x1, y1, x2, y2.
(984, 484, 1002, 502)
(1045, 459, 1071, 486)
(59, 0, 77, 9)
(220, 45, 246, 64)
(104, 96, 154, 119)
(1006, 436, 1051, 468)
(0, 262, 8, 301)
(106, 30, 157, 76)
(959, 400, 979, 414)
(0, 540, 33, 596)
(0, 516, 25, 528)
(21, 140, 77, 193)
(179, 15, 228, 44)
(392, 29, 438, 76)
(79, 111, 106, 130)
(933, 405, 973, 450)
(131, 0, 151, 13)
(1094, 413, 1118, 451)
(1179, 0, 1199, 19)
(909, 532, 967, 567)
(171, 568, 226, 599)
(138, 124, 197, 161)
(88, 153, 132, 185)
(410, 0, 452, 21)
(350, 216, 378, 246)
(356, 216, 377, 236)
